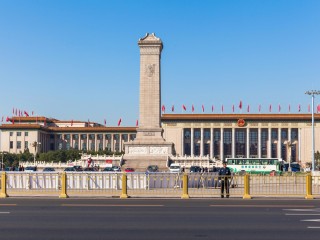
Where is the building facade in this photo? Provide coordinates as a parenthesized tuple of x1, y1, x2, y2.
(0, 113, 319, 167)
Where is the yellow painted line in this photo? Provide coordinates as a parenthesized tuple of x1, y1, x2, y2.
(0, 204, 17, 206)
(210, 205, 315, 208)
(61, 204, 164, 207)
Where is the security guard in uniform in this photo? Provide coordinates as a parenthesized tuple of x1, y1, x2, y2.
(218, 161, 232, 198)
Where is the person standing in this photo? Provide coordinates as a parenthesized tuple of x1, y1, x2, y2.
(218, 161, 232, 198)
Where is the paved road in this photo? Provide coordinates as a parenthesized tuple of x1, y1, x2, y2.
(0, 198, 320, 240)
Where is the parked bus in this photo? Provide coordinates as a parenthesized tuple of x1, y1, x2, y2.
(225, 158, 283, 174)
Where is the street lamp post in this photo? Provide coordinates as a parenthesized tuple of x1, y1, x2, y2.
(305, 90, 320, 171)
(31, 141, 41, 166)
(1, 151, 8, 171)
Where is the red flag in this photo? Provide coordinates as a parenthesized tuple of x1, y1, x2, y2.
(232, 105, 234, 113)
(317, 104, 320, 113)
(161, 105, 165, 113)
(239, 100, 242, 109)
(202, 105, 204, 112)
(104, 119, 106, 125)
(32, 111, 34, 115)
(221, 105, 224, 113)
(71, 120, 74, 126)
(24, 111, 29, 117)
(269, 104, 272, 112)
(172, 105, 174, 112)
(12, 118, 14, 124)
(182, 104, 186, 111)
(258, 104, 261, 112)
(118, 118, 122, 126)
(192, 104, 194, 112)
(6, 116, 9, 122)
(298, 104, 301, 112)
(212, 105, 214, 112)
(308, 104, 310, 112)
(288, 104, 291, 113)
(278, 104, 281, 113)
(247, 105, 250, 113)
(136, 119, 139, 127)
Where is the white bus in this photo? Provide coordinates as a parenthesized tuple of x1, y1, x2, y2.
(225, 158, 283, 174)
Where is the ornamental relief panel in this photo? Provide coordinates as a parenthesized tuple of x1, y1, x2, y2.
(145, 64, 155, 77)
(140, 47, 161, 55)
(149, 147, 169, 155)
(128, 147, 148, 154)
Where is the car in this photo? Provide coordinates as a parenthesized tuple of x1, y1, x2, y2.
(283, 163, 301, 172)
(189, 166, 201, 173)
(42, 167, 55, 172)
(169, 163, 182, 173)
(112, 166, 121, 172)
(147, 165, 159, 173)
(73, 166, 83, 171)
(124, 168, 134, 173)
(25, 166, 37, 172)
(102, 167, 114, 172)
(64, 167, 76, 172)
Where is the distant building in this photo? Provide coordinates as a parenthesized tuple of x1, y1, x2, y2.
(0, 113, 319, 167)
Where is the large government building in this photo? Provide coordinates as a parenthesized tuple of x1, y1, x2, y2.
(0, 33, 319, 168)
(0, 113, 319, 167)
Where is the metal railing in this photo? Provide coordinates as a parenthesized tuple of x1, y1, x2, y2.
(0, 172, 319, 199)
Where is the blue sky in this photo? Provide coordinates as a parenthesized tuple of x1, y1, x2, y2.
(0, 0, 319, 126)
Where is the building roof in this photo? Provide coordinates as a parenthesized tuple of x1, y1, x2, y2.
(161, 113, 320, 121)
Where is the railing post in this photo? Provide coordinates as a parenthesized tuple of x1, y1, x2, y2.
(181, 173, 189, 199)
(59, 172, 69, 198)
(0, 172, 8, 198)
(243, 174, 251, 199)
(305, 173, 314, 200)
(120, 173, 128, 199)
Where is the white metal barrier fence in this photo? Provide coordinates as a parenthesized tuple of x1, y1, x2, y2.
(1, 172, 320, 198)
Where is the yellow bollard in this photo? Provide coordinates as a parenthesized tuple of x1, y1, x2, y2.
(181, 173, 189, 199)
(120, 173, 128, 199)
(305, 173, 314, 200)
(59, 172, 69, 198)
(243, 174, 251, 199)
(0, 172, 8, 198)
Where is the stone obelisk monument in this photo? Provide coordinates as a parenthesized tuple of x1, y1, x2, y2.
(124, 33, 173, 169)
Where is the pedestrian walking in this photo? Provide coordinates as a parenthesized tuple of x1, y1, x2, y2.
(218, 161, 231, 198)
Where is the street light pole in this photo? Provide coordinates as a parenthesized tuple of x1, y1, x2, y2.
(1, 151, 7, 171)
(1, 152, 4, 171)
(305, 90, 320, 171)
(31, 141, 41, 166)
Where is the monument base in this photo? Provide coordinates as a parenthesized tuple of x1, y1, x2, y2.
(123, 141, 173, 171)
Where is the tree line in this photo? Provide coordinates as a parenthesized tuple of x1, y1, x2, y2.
(1, 149, 124, 168)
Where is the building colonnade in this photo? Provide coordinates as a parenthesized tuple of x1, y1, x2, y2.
(181, 127, 300, 162)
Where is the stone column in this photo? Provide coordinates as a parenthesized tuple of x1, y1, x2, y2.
(232, 128, 235, 158)
(181, 129, 184, 156)
(268, 128, 272, 158)
(200, 128, 204, 157)
(191, 128, 194, 157)
(220, 128, 224, 161)
(210, 128, 214, 158)
(258, 128, 261, 158)
(246, 128, 250, 158)
(288, 128, 291, 162)
(278, 128, 281, 158)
